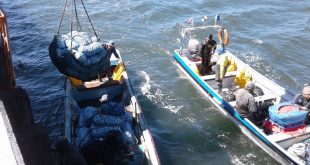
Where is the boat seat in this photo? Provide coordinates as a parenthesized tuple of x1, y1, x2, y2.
(228, 93, 277, 107)
(201, 71, 238, 81)
(75, 78, 122, 90)
(72, 83, 124, 102)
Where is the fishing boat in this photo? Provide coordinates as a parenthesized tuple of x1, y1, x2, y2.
(64, 54, 160, 165)
(48, 1, 160, 164)
(173, 15, 309, 165)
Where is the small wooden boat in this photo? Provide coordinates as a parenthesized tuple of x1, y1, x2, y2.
(50, 1, 160, 163)
(64, 53, 160, 165)
(173, 16, 309, 165)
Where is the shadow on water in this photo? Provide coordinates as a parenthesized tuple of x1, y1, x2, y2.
(3, 1, 66, 140)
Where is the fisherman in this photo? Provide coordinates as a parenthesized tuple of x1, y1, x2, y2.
(235, 81, 257, 122)
(211, 54, 233, 88)
(103, 41, 120, 59)
(102, 41, 120, 80)
(292, 84, 310, 110)
(199, 34, 217, 75)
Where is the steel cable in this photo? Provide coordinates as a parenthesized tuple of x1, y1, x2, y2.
(80, 0, 99, 41)
(57, 0, 68, 35)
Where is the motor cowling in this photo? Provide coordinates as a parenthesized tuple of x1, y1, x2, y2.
(187, 39, 200, 55)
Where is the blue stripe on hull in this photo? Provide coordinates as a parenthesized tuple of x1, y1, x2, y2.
(173, 50, 296, 164)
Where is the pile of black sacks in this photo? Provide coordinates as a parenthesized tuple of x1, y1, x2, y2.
(49, 31, 110, 81)
(76, 102, 136, 163)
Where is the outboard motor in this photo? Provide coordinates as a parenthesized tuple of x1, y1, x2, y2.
(187, 39, 200, 56)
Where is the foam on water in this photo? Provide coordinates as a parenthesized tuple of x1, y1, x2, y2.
(139, 71, 151, 96)
(252, 39, 263, 44)
(139, 71, 183, 114)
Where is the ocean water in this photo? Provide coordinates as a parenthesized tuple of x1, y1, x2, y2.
(1, 0, 310, 164)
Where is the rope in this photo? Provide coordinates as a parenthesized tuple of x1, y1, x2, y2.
(57, 0, 98, 41)
(57, 0, 68, 35)
(73, 0, 82, 31)
(80, 0, 99, 41)
(70, 0, 73, 53)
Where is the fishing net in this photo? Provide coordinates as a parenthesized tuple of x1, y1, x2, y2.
(92, 115, 122, 126)
(123, 112, 136, 145)
(76, 102, 136, 148)
(78, 106, 98, 127)
(253, 86, 264, 97)
(100, 102, 125, 116)
(220, 90, 236, 102)
(90, 127, 122, 140)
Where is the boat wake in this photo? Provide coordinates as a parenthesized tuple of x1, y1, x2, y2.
(139, 71, 183, 114)
(139, 71, 151, 96)
(230, 153, 257, 165)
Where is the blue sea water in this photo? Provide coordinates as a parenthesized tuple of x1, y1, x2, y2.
(1, 0, 310, 164)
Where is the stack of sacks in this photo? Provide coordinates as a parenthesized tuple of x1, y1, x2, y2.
(76, 102, 136, 149)
(76, 106, 96, 148)
(123, 112, 136, 146)
(49, 31, 111, 81)
(76, 106, 123, 148)
(91, 114, 122, 140)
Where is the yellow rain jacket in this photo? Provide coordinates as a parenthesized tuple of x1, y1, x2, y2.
(227, 59, 237, 72)
(235, 67, 252, 88)
(217, 55, 235, 79)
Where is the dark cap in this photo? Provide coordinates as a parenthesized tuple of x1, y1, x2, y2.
(205, 34, 213, 42)
(207, 34, 213, 39)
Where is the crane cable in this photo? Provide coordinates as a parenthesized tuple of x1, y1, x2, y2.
(57, 0, 68, 35)
(70, 0, 74, 53)
(56, 0, 99, 41)
(80, 0, 99, 41)
(74, 0, 82, 31)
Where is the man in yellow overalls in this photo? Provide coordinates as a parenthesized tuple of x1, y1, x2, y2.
(211, 54, 233, 88)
